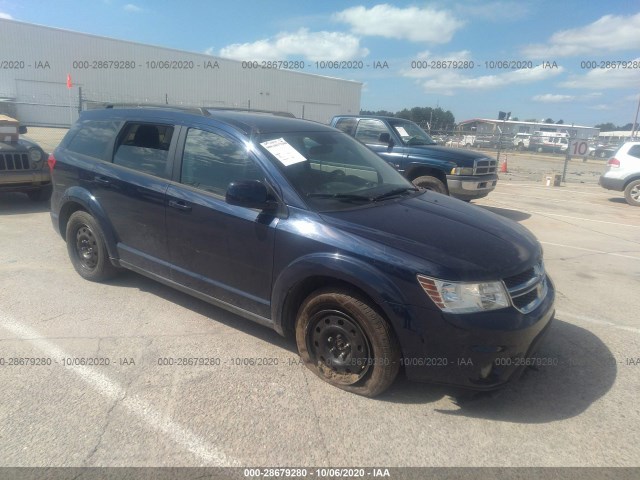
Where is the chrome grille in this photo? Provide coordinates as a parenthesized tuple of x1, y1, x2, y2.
(503, 262, 548, 314)
(0, 153, 30, 171)
(473, 158, 497, 175)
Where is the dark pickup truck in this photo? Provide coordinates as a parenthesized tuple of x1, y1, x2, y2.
(331, 115, 498, 201)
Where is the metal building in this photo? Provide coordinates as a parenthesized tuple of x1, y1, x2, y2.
(0, 19, 361, 126)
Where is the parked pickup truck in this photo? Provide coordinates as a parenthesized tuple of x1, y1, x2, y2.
(331, 115, 498, 201)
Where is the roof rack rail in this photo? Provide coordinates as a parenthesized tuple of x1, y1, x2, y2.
(101, 103, 210, 116)
(204, 107, 296, 118)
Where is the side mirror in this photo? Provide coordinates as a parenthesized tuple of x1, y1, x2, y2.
(18, 126, 28, 134)
(226, 180, 278, 211)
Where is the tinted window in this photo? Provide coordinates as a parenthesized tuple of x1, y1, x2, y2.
(113, 122, 173, 178)
(334, 118, 357, 135)
(181, 128, 263, 196)
(66, 119, 120, 160)
(354, 119, 391, 145)
(628, 145, 640, 159)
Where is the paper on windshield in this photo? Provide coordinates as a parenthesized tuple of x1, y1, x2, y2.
(395, 126, 409, 138)
(260, 138, 306, 166)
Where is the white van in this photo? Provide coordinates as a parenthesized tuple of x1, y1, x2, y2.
(529, 131, 569, 153)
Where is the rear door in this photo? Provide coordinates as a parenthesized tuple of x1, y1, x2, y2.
(165, 125, 277, 318)
(91, 121, 177, 276)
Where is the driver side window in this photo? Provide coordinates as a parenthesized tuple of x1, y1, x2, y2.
(354, 119, 391, 145)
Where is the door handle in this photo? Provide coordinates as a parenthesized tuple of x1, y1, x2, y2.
(94, 176, 111, 185)
(168, 199, 192, 212)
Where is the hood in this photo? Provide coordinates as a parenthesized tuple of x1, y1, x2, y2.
(320, 192, 541, 281)
(0, 139, 38, 152)
(406, 145, 491, 166)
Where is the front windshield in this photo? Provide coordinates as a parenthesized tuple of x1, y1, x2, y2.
(255, 131, 417, 212)
(388, 119, 437, 146)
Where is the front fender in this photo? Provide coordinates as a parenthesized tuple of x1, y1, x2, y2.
(271, 252, 411, 336)
(57, 187, 119, 260)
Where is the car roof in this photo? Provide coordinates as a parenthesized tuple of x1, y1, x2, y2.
(79, 107, 334, 136)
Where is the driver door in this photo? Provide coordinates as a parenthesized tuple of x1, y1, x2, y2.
(354, 118, 407, 170)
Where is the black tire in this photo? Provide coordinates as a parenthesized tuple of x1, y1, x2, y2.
(26, 185, 52, 202)
(295, 289, 400, 397)
(412, 175, 447, 194)
(66, 211, 118, 282)
(624, 180, 640, 207)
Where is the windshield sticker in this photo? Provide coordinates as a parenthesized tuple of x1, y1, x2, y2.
(395, 126, 409, 138)
(260, 138, 307, 166)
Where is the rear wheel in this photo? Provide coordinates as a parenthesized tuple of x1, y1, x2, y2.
(66, 211, 118, 282)
(412, 175, 447, 194)
(295, 289, 400, 397)
(624, 180, 640, 206)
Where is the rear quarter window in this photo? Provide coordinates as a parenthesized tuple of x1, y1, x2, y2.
(627, 145, 640, 159)
(65, 119, 121, 160)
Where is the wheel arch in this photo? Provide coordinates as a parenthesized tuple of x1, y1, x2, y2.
(405, 165, 448, 186)
(272, 254, 409, 343)
(623, 175, 640, 189)
(57, 187, 119, 260)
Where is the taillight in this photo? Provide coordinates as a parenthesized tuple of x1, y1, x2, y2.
(607, 157, 620, 168)
(47, 154, 56, 171)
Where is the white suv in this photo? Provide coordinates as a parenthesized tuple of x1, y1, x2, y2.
(599, 141, 640, 206)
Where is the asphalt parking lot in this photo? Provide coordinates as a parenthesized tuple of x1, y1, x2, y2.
(0, 152, 639, 469)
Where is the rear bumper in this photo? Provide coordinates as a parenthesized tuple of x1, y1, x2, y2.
(599, 175, 625, 191)
(447, 174, 498, 200)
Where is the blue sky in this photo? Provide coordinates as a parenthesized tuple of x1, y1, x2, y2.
(1, 0, 639, 127)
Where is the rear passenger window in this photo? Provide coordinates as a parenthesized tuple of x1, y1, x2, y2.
(354, 119, 391, 145)
(113, 123, 174, 178)
(181, 128, 263, 196)
(334, 118, 357, 135)
(66, 120, 120, 160)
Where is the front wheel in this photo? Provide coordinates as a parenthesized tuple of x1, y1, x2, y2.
(295, 289, 400, 397)
(624, 180, 640, 206)
(66, 211, 118, 282)
(412, 175, 447, 195)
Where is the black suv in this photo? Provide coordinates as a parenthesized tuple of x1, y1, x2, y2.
(50, 107, 554, 396)
(331, 115, 498, 201)
(0, 121, 51, 201)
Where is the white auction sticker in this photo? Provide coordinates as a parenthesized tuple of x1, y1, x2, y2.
(395, 126, 409, 138)
(260, 138, 307, 166)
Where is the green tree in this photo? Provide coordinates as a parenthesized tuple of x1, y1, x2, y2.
(595, 122, 616, 131)
(543, 118, 554, 124)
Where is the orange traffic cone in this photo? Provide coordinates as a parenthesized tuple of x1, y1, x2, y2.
(500, 154, 508, 173)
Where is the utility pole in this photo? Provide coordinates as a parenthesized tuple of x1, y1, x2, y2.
(631, 92, 640, 140)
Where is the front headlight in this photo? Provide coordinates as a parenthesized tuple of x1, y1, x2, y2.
(417, 275, 510, 313)
(450, 167, 474, 175)
(29, 148, 43, 163)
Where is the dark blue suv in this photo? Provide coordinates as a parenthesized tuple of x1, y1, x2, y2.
(50, 107, 555, 397)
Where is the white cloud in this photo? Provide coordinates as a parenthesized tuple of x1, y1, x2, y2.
(407, 64, 564, 95)
(532, 94, 575, 103)
(334, 4, 464, 43)
(0, 12, 13, 19)
(522, 12, 640, 58)
(123, 4, 142, 12)
(218, 28, 369, 61)
(561, 58, 640, 89)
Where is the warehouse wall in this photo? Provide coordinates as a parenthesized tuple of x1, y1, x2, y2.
(0, 19, 361, 126)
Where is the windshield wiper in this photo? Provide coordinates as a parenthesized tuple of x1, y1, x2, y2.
(371, 187, 418, 202)
(306, 193, 372, 202)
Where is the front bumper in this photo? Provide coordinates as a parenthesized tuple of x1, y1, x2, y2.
(393, 276, 555, 390)
(0, 169, 51, 192)
(447, 173, 498, 200)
